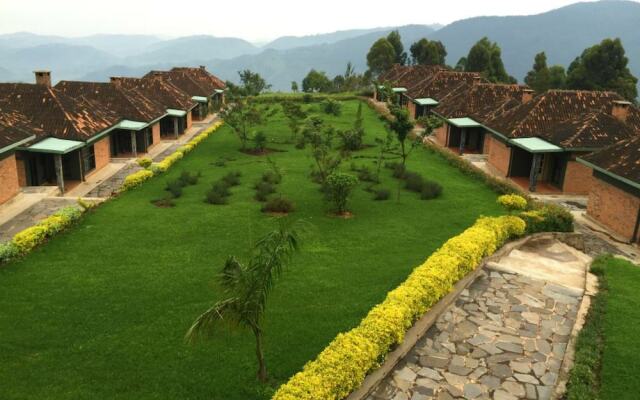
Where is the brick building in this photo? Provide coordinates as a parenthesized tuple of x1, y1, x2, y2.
(578, 136, 640, 244)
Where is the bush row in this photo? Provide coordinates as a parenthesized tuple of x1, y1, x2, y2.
(0, 206, 84, 264)
(272, 215, 526, 400)
(121, 121, 224, 192)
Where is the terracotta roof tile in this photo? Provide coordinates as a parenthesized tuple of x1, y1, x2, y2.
(407, 71, 485, 101)
(582, 135, 640, 184)
(113, 77, 196, 111)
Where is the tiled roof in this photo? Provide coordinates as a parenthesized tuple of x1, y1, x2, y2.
(143, 69, 218, 98)
(113, 77, 197, 111)
(0, 83, 120, 141)
(0, 104, 40, 149)
(582, 135, 640, 185)
(378, 64, 445, 89)
(55, 81, 166, 123)
(407, 71, 485, 101)
(486, 90, 640, 149)
(171, 67, 226, 90)
(435, 83, 531, 124)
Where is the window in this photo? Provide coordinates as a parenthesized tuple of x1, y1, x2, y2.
(81, 145, 96, 173)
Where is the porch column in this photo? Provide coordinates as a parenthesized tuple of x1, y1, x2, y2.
(130, 130, 137, 157)
(54, 154, 65, 194)
(529, 153, 542, 192)
(459, 128, 467, 155)
(173, 117, 180, 139)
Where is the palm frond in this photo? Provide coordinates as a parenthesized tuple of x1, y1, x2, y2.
(185, 298, 239, 344)
(219, 256, 247, 293)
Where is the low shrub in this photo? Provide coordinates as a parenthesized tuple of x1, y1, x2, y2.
(261, 196, 295, 214)
(272, 215, 526, 400)
(204, 190, 228, 205)
(178, 171, 200, 186)
(326, 173, 358, 214)
(122, 169, 154, 191)
(497, 194, 528, 213)
(339, 129, 363, 151)
(11, 206, 83, 254)
(0, 242, 19, 264)
(254, 131, 268, 152)
(261, 170, 282, 185)
(154, 151, 184, 173)
(420, 181, 443, 200)
(373, 188, 390, 201)
(255, 181, 277, 202)
(520, 203, 574, 234)
(165, 179, 184, 198)
(211, 181, 231, 197)
(222, 171, 242, 187)
(357, 166, 378, 183)
(137, 157, 153, 169)
(403, 172, 424, 192)
(76, 197, 96, 211)
(321, 99, 342, 116)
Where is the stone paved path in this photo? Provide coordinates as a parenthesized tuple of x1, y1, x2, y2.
(0, 198, 79, 242)
(368, 239, 589, 400)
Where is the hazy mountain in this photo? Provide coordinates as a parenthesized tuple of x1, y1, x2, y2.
(263, 27, 402, 50)
(209, 25, 436, 90)
(127, 35, 259, 66)
(72, 34, 162, 57)
(0, 43, 118, 83)
(430, 0, 640, 83)
(0, 32, 68, 49)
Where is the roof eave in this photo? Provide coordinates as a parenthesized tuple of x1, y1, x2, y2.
(577, 158, 640, 191)
(0, 134, 37, 155)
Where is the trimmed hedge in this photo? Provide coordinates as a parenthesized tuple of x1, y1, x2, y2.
(122, 169, 154, 190)
(272, 215, 526, 400)
(520, 203, 574, 234)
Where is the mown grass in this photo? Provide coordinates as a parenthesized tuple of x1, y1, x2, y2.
(567, 254, 640, 400)
(0, 100, 503, 400)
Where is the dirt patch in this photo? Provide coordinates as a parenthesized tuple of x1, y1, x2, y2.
(240, 148, 285, 156)
(329, 211, 354, 219)
(151, 199, 175, 208)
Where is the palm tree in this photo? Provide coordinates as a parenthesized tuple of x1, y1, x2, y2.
(185, 220, 302, 382)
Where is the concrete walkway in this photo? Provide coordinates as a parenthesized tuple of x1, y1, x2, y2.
(368, 238, 591, 400)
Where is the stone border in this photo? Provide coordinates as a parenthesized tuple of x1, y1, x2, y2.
(346, 235, 537, 400)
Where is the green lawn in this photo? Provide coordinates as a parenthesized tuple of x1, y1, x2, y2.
(0, 100, 503, 400)
(567, 254, 640, 400)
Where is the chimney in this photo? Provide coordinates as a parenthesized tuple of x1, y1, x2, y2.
(199, 65, 206, 71)
(522, 89, 535, 104)
(612, 100, 631, 122)
(110, 77, 122, 87)
(472, 75, 483, 85)
(34, 70, 51, 87)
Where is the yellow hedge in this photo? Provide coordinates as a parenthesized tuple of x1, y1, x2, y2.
(122, 169, 154, 190)
(497, 194, 528, 212)
(11, 207, 83, 254)
(272, 215, 525, 400)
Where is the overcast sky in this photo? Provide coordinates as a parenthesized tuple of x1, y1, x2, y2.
(0, 0, 610, 43)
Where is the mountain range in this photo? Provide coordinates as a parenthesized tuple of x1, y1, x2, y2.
(0, 1, 638, 91)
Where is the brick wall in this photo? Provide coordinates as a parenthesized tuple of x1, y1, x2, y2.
(151, 123, 161, 147)
(432, 124, 448, 147)
(486, 135, 511, 177)
(0, 154, 20, 204)
(94, 137, 111, 171)
(562, 158, 593, 194)
(186, 112, 193, 129)
(587, 176, 640, 242)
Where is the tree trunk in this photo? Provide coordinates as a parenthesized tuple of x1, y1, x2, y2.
(254, 328, 267, 382)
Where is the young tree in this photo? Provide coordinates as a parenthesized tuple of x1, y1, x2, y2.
(367, 38, 396, 77)
(302, 117, 341, 184)
(238, 70, 272, 96)
(374, 130, 395, 183)
(326, 173, 358, 215)
(291, 81, 299, 92)
(302, 69, 331, 93)
(386, 30, 408, 66)
(566, 38, 638, 101)
(465, 37, 515, 83)
(281, 101, 307, 141)
(387, 105, 417, 200)
(524, 52, 552, 92)
(220, 100, 262, 150)
(185, 220, 302, 382)
(410, 39, 447, 66)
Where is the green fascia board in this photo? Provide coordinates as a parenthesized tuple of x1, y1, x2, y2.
(192, 96, 209, 103)
(118, 119, 148, 130)
(511, 137, 564, 153)
(577, 157, 640, 191)
(23, 137, 85, 155)
(392, 87, 407, 93)
(414, 98, 439, 106)
(214, 89, 224, 94)
(0, 134, 36, 155)
(167, 109, 187, 117)
(448, 117, 482, 128)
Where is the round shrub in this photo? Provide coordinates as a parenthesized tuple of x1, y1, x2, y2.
(403, 172, 424, 193)
(326, 172, 358, 214)
(373, 188, 391, 201)
(420, 180, 443, 200)
(211, 181, 231, 197)
(261, 196, 295, 214)
(497, 194, 528, 213)
(222, 171, 241, 187)
(165, 179, 184, 198)
(261, 170, 282, 185)
(254, 181, 276, 202)
(205, 190, 228, 205)
(137, 157, 153, 169)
